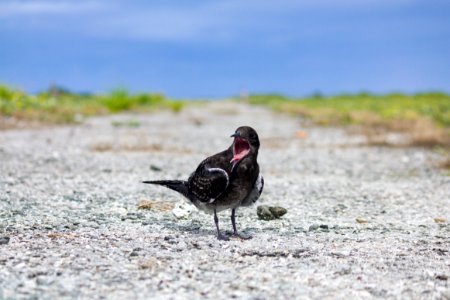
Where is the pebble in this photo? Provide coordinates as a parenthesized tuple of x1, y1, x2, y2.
(356, 217, 368, 224)
(0, 236, 10, 245)
(172, 201, 195, 219)
(150, 165, 163, 172)
(308, 224, 331, 232)
(129, 251, 139, 257)
(308, 224, 319, 232)
(257, 205, 275, 221)
(269, 206, 287, 218)
(257, 205, 287, 221)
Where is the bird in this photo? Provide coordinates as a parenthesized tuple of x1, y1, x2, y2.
(143, 126, 264, 241)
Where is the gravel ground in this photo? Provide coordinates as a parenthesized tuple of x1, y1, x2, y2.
(1, 102, 449, 299)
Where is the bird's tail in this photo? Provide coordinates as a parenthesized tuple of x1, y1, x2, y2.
(142, 180, 189, 198)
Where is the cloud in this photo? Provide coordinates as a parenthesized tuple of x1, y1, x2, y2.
(84, 0, 426, 42)
(79, 1, 320, 41)
(0, 0, 439, 43)
(86, 7, 220, 41)
(0, 0, 103, 16)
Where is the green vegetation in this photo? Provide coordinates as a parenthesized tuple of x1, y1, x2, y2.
(111, 120, 141, 128)
(246, 92, 450, 126)
(246, 92, 450, 148)
(0, 84, 184, 126)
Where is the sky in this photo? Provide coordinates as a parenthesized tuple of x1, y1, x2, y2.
(1, 0, 450, 98)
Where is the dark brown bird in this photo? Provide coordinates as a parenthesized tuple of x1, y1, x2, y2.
(143, 126, 264, 240)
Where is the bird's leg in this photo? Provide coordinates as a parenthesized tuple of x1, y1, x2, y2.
(230, 208, 252, 240)
(214, 209, 229, 241)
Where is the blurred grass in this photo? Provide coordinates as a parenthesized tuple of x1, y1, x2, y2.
(0, 84, 184, 126)
(245, 92, 450, 148)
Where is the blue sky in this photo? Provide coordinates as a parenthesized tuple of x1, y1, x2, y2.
(1, 0, 450, 98)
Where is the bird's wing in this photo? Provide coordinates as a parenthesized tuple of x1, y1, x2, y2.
(188, 164, 229, 203)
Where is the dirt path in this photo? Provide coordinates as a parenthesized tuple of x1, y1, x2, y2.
(1, 102, 449, 299)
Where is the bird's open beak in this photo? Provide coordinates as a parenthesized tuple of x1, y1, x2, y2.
(230, 133, 250, 167)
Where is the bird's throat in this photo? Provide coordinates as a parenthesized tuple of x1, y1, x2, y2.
(231, 138, 250, 165)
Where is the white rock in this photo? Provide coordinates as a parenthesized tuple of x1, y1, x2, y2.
(172, 201, 195, 219)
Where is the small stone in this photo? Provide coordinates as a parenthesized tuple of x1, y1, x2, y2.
(356, 218, 368, 224)
(308, 224, 319, 232)
(436, 274, 448, 281)
(0, 237, 10, 245)
(191, 242, 202, 249)
(334, 204, 347, 212)
(150, 165, 162, 172)
(257, 205, 275, 221)
(269, 206, 287, 218)
(434, 218, 446, 224)
(130, 251, 139, 257)
(172, 201, 195, 219)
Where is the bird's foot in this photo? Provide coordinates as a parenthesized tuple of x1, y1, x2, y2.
(217, 233, 230, 241)
(230, 232, 252, 240)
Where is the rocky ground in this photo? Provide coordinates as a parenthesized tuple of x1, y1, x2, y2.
(0, 102, 449, 299)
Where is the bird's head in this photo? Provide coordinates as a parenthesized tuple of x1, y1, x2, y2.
(230, 126, 260, 165)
